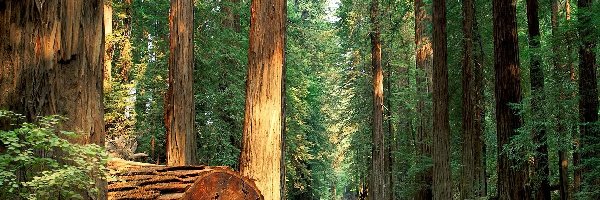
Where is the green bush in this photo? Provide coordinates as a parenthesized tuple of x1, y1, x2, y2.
(0, 110, 108, 200)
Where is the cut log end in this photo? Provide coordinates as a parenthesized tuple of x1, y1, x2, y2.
(182, 169, 262, 200)
(108, 158, 263, 200)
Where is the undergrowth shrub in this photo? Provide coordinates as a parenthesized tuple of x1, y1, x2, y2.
(0, 110, 108, 200)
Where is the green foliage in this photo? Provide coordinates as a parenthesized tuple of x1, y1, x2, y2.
(193, 0, 249, 168)
(99, 0, 600, 198)
(285, 0, 340, 198)
(0, 111, 108, 200)
(129, 0, 171, 164)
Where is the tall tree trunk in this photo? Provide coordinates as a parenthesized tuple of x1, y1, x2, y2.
(0, 0, 105, 198)
(577, 0, 598, 196)
(165, 0, 196, 166)
(238, 0, 286, 197)
(369, 0, 387, 198)
(461, 0, 485, 197)
(526, 0, 551, 198)
(414, 0, 433, 197)
(493, 0, 528, 198)
(432, 0, 451, 198)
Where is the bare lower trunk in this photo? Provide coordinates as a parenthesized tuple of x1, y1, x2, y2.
(432, 0, 451, 198)
(165, 0, 197, 166)
(461, 0, 485, 197)
(0, 0, 105, 198)
(238, 0, 286, 198)
(493, 0, 528, 198)
(369, 0, 386, 197)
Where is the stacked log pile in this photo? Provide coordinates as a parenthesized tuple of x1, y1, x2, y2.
(108, 158, 263, 200)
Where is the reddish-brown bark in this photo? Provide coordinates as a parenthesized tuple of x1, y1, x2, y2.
(461, 0, 486, 197)
(165, 0, 197, 166)
(369, 0, 387, 198)
(432, 0, 451, 198)
(238, 0, 286, 197)
(493, 0, 529, 198)
(0, 0, 105, 198)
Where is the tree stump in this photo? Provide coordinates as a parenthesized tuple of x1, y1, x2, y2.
(108, 158, 263, 200)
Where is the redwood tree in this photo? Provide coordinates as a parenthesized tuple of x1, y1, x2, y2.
(165, 0, 196, 166)
(461, 0, 485, 197)
(493, 0, 528, 198)
(238, 0, 286, 197)
(432, 0, 451, 198)
(0, 0, 105, 198)
(369, 0, 387, 198)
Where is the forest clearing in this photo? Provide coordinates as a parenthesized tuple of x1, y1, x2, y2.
(0, 0, 599, 199)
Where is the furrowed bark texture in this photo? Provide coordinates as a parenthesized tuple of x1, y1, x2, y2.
(493, 0, 529, 198)
(239, 0, 286, 197)
(432, 0, 451, 198)
(369, 0, 387, 198)
(461, 0, 485, 197)
(165, 0, 196, 166)
(0, 0, 105, 198)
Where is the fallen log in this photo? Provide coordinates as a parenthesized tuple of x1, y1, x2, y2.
(108, 158, 263, 200)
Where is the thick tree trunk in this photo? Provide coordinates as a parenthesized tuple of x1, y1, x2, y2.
(369, 0, 387, 198)
(493, 0, 528, 198)
(0, 0, 105, 198)
(165, 0, 197, 166)
(525, 0, 551, 199)
(238, 0, 286, 197)
(414, 0, 433, 197)
(577, 0, 599, 196)
(432, 0, 451, 199)
(461, 0, 485, 197)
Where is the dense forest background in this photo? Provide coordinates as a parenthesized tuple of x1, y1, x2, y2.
(1, 0, 599, 199)
(105, 0, 600, 199)
(104, 0, 600, 198)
